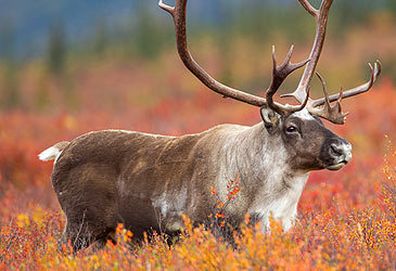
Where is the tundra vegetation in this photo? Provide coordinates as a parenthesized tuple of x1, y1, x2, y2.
(0, 0, 395, 270)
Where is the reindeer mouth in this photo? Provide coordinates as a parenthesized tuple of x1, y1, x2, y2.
(326, 161, 347, 171)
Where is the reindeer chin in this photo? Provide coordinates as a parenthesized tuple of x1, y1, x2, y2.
(326, 161, 347, 171)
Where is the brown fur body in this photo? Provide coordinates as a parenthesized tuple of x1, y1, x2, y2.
(45, 108, 352, 251)
(53, 125, 264, 246)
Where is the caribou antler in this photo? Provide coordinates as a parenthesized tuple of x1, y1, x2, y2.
(280, 0, 382, 124)
(158, 0, 309, 115)
(306, 61, 381, 124)
(159, 0, 381, 124)
(267, 45, 310, 115)
(309, 61, 381, 108)
(310, 72, 349, 124)
(159, 0, 266, 107)
(281, 0, 333, 103)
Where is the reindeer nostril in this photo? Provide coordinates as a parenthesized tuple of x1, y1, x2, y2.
(330, 143, 343, 157)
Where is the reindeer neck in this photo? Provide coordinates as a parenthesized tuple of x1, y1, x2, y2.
(218, 123, 308, 196)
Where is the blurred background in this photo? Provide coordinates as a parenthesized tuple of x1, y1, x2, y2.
(0, 0, 395, 217)
(0, 0, 395, 114)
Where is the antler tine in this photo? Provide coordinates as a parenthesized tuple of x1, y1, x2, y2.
(310, 72, 348, 124)
(158, 0, 175, 15)
(315, 72, 331, 106)
(298, 0, 319, 17)
(281, 0, 333, 104)
(309, 60, 382, 108)
(159, 0, 270, 107)
(267, 45, 310, 114)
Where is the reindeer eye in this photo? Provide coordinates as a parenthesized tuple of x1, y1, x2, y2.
(286, 125, 298, 133)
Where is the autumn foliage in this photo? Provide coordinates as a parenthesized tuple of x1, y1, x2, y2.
(0, 77, 394, 269)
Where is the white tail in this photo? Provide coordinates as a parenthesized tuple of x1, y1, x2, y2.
(38, 141, 69, 162)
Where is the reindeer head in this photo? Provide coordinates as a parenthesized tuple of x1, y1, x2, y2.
(159, 0, 381, 172)
(261, 106, 352, 171)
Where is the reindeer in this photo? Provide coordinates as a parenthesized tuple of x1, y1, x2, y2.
(39, 0, 381, 251)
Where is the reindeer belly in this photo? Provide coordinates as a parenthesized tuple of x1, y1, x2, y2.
(117, 178, 188, 236)
(116, 157, 194, 236)
(117, 195, 163, 237)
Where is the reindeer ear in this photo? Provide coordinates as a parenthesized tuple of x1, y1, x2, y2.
(260, 106, 281, 134)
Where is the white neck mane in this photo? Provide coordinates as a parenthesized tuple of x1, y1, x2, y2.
(217, 123, 309, 231)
